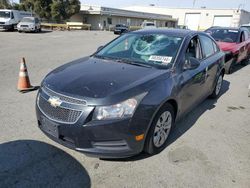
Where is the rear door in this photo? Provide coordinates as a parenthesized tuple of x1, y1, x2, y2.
(237, 31, 248, 62)
(199, 34, 221, 94)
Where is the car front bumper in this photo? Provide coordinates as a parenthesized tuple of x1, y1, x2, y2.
(37, 115, 144, 158)
(35, 88, 148, 158)
(18, 27, 36, 32)
(0, 24, 12, 30)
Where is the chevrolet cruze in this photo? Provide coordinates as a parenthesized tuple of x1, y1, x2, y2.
(36, 29, 225, 158)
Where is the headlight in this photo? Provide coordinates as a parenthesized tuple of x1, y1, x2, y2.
(93, 93, 147, 120)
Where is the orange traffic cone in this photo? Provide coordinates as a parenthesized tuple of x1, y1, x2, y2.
(17, 57, 35, 92)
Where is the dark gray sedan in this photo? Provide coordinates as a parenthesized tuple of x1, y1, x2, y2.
(36, 29, 225, 158)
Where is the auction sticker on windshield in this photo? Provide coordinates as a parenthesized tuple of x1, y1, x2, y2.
(149, 55, 172, 64)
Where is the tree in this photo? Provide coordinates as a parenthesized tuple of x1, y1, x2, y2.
(0, 0, 11, 9)
(51, 0, 80, 23)
(17, 0, 80, 23)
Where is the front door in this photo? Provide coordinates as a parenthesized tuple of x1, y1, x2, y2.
(177, 35, 208, 115)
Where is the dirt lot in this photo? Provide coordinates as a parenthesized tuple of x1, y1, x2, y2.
(0, 30, 250, 188)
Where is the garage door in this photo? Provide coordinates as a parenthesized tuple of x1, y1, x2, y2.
(213, 16, 232, 27)
(185, 13, 201, 31)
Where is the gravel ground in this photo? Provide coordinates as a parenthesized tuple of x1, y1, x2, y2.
(0, 30, 250, 188)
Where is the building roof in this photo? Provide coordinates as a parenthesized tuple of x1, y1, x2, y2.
(80, 4, 177, 21)
(123, 5, 250, 13)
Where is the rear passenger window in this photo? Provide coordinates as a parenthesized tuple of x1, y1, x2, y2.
(212, 40, 220, 53)
(199, 35, 215, 58)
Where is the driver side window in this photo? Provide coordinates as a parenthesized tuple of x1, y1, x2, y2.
(183, 36, 201, 70)
(185, 36, 202, 60)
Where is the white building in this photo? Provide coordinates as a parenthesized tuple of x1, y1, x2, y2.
(70, 4, 177, 30)
(123, 6, 250, 31)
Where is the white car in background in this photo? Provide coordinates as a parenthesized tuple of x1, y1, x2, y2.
(17, 17, 41, 33)
(141, 21, 156, 29)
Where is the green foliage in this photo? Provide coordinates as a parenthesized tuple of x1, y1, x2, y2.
(2, 0, 80, 23)
(51, 0, 80, 22)
(0, 0, 11, 9)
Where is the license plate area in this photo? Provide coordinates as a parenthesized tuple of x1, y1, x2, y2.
(40, 116, 59, 138)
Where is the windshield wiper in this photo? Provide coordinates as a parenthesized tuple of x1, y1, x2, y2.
(94, 55, 152, 68)
(93, 55, 111, 60)
(114, 58, 152, 68)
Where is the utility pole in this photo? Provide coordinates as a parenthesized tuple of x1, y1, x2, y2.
(193, 0, 196, 7)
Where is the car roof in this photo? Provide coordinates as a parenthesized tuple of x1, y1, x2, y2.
(211, 26, 240, 30)
(22, 16, 35, 19)
(132, 28, 197, 37)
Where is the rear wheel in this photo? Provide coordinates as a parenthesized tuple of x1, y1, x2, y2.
(210, 74, 223, 99)
(144, 103, 175, 155)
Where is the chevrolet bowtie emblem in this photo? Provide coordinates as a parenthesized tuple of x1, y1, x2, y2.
(48, 96, 62, 108)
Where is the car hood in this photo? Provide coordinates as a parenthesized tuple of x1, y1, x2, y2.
(115, 27, 127, 30)
(43, 57, 170, 105)
(217, 41, 238, 53)
(18, 22, 34, 25)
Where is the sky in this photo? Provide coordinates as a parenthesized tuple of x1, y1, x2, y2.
(80, 0, 250, 11)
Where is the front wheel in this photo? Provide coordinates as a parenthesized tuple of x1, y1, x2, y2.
(144, 103, 175, 155)
(241, 58, 249, 66)
(210, 74, 223, 99)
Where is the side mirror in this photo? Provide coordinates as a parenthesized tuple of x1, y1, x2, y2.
(97, 46, 104, 52)
(183, 57, 200, 70)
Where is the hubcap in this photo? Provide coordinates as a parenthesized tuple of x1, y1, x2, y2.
(153, 111, 172, 148)
(215, 75, 223, 96)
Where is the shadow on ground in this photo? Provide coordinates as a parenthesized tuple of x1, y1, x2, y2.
(231, 59, 249, 74)
(0, 30, 52, 34)
(0, 140, 91, 188)
(104, 80, 230, 162)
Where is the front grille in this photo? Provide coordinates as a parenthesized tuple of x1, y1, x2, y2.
(20, 25, 29, 27)
(38, 95, 82, 123)
(42, 86, 87, 105)
(0, 22, 5, 24)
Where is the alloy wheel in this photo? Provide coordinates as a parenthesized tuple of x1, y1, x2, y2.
(153, 111, 172, 148)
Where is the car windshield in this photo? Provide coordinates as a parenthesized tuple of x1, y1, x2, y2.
(209, 29, 239, 43)
(21, 17, 34, 23)
(146, 23, 155, 26)
(95, 33, 183, 69)
(0, 11, 10, 18)
(116, 24, 125, 27)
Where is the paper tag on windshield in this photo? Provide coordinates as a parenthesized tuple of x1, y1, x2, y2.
(149, 56, 172, 64)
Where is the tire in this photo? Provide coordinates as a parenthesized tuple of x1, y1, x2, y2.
(144, 103, 175, 155)
(210, 73, 223, 99)
(225, 61, 234, 74)
(241, 58, 249, 66)
(8, 25, 14, 31)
